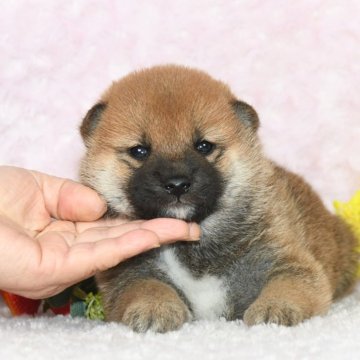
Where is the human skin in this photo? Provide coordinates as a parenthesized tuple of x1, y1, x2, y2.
(0, 166, 200, 299)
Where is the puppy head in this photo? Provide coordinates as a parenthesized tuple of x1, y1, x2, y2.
(80, 65, 262, 222)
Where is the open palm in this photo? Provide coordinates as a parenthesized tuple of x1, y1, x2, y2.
(0, 166, 199, 298)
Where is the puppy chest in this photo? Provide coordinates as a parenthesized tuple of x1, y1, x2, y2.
(158, 248, 227, 320)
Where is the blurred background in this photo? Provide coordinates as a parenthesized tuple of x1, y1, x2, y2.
(0, 0, 359, 208)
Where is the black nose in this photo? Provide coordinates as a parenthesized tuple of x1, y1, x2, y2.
(164, 177, 191, 197)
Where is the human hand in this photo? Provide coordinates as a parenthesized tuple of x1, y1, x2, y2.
(0, 166, 200, 299)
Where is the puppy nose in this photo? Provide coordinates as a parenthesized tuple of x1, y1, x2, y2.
(164, 177, 191, 197)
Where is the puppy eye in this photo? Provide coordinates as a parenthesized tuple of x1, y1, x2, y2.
(128, 145, 150, 160)
(195, 140, 215, 155)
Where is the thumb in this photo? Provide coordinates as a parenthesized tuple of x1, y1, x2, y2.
(31, 170, 107, 221)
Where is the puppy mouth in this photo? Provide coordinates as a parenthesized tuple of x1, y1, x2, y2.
(159, 202, 196, 221)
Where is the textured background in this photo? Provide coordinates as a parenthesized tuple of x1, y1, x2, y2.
(1, 0, 359, 208)
(0, 1, 360, 359)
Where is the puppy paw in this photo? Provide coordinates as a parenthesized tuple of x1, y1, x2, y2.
(103, 279, 192, 332)
(243, 299, 306, 326)
(122, 298, 191, 333)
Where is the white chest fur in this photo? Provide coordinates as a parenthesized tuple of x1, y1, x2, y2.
(158, 248, 227, 320)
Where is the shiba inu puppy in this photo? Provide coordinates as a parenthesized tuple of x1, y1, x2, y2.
(80, 65, 357, 332)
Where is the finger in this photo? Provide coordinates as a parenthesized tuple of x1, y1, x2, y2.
(75, 218, 201, 244)
(75, 217, 133, 233)
(31, 170, 107, 221)
(58, 229, 164, 281)
(26, 229, 163, 298)
(139, 218, 201, 241)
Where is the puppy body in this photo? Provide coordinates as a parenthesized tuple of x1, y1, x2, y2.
(80, 65, 357, 332)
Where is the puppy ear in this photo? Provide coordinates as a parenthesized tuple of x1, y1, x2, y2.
(80, 102, 107, 144)
(232, 100, 259, 131)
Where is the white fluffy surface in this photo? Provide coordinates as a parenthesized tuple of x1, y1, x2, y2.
(1, 287, 360, 359)
(0, 0, 360, 358)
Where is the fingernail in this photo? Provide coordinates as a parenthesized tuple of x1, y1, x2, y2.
(97, 195, 108, 214)
(90, 192, 107, 217)
(189, 223, 201, 241)
(151, 243, 161, 249)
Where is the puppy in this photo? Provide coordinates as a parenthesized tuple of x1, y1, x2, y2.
(79, 65, 357, 332)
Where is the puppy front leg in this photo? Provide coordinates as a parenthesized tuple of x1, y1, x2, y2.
(106, 278, 192, 333)
(244, 261, 332, 326)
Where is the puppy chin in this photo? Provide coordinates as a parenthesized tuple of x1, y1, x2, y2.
(159, 204, 196, 221)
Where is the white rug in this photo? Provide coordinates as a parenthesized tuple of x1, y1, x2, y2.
(1, 286, 360, 360)
(1, 1, 360, 358)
